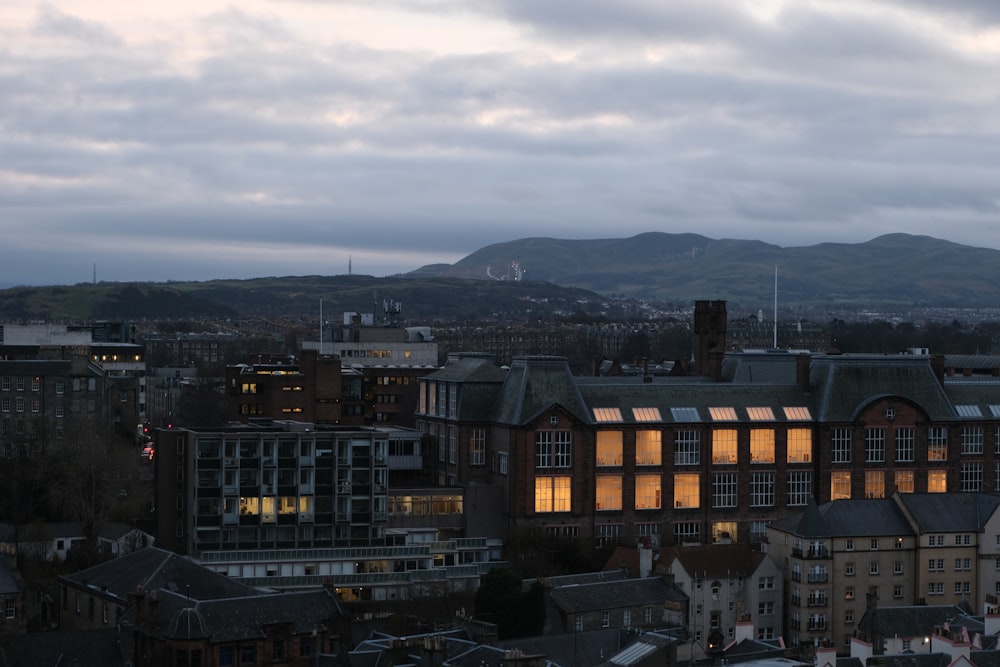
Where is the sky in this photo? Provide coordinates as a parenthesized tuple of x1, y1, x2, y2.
(2, 1, 1000, 285)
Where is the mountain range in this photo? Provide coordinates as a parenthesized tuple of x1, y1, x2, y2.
(410, 232, 1000, 310)
(1, 233, 999, 321)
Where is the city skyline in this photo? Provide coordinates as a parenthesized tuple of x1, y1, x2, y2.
(2, 1, 999, 285)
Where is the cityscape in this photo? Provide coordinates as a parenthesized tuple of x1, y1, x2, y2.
(3, 296, 1000, 666)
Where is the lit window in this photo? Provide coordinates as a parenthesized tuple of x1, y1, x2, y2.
(673, 473, 700, 509)
(865, 470, 885, 499)
(894, 470, 914, 493)
(632, 407, 661, 422)
(596, 475, 623, 511)
(928, 470, 947, 493)
(712, 429, 738, 464)
(928, 427, 948, 461)
(635, 474, 662, 510)
(750, 430, 774, 464)
(596, 431, 623, 467)
(787, 428, 812, 463)
(535, 476, 572, 513)
(708, 407, 738, 421)
(783, 406, 812, 420)
(593, 407, 623, 422)
(635, 430, 662, 466)
(746, 407, 775, 421)
(831, 471, 851, 500)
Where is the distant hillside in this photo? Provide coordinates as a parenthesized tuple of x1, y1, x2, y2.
(410, 232, 1000, 309)
(0, 276, 616, 322)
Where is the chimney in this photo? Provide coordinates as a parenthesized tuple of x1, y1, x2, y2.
(816, 643, 838, 667)
(733, 618, 755, 643)
(930, 354, 945, 385)
(638, 544, 653, 578)
(693, 300, 727, 380)
(985, 612, 1000, 636)
(796, 353, 811, 391)
(149, 589, 159, 628)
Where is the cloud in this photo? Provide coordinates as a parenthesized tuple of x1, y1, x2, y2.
(0, 1, 998, 286)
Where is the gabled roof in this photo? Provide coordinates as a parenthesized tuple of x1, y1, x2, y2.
(59, 546, 257, 604)
(493, 356, 590, 425)
(662, 543, 768, 579)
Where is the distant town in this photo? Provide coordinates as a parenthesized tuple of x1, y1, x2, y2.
(4, 300, 1000, 666)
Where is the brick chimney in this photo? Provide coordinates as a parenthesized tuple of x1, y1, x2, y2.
(796, 353, 811, 391)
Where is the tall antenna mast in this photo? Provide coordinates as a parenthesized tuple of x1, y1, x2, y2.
(319, 298, 323, 355)
(773, 266, 778, 349)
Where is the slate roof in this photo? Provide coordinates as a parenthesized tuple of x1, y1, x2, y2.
(528, 569, 629, 590)
(425, 352, 506, 383)
(493, 356, 591, 425)
(548, 576, 686, 615)
(0, 628, 126, 667)
(896, 493, 1000, 533)
(502, 627, 671, 667)
(866, 653, 952, 667)
(662, 543, 768, 579)
(59, 546, 258, 604)
(858, 604, 980, 640)
(770, 498, 913, 538)
(809, 355, 956, 422)
(721, 352, 804, 384)
(124, 587, 342, 642)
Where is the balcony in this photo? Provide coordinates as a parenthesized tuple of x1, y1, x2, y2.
(807, 619, 827, 631)
(792, 545, 829, 559)
(807, 595, 828, 607)
(807, 572, 829, 583)
(791, 571, 801, 583)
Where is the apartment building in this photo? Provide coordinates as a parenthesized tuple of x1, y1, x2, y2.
(766, 492, 1000, 651)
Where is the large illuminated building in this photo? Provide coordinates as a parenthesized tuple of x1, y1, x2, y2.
(415, 301, 1000, 548)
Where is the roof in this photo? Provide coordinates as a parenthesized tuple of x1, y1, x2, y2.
(59, 546, 258, 604)
(548, 576, 686, 615)
(493, 356, 591, 425)
(858, 605, 981, 641)
(896, 493, 1000, 533)
(124, 587, 342, 642)
(661, 543, 768, 579)
(770, 498, 913, 538)
(810, 355, 956, 422)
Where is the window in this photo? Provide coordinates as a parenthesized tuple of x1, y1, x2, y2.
(869, 561, 879, 575)
(865, 428, 885, 462)
(845, 562, 855, 576)
(788, 471, 812, 506)
(596, 475, 623, 511)
(240, 644, 256, 665)
(928, 470, 947, 492)
(846, 539, 854, 551)
(635, 430, 661, 466)
(962, 426, 984, 455)
(870, 538, 879, 550)
(534, 476, 571, 512)
(895, 427, 914, 462)
(536, 431, 572, 468)
(894, 585, 903, 599)
(712, 429, 738, 464)
(674, 473, 700, 509)
(674, 430, 701, 466)
(498, 452, 508, 475)
(750, 472, 774, 507)
(597, 431, 623, 466)
(787, 428, 812, 463)
(894, 561, 903, 575)
(623, 609, 631, 627)
(831, 428, 852, 463)
(961, 463, 982, 492)
(469, 428, 486, 466)
(749, 520, 769, 544)
(759, 601, 775, 615)
(895, 470, 914, 494)
(759, 576, 775, 590)
(596, 524, 623, 547)
(674, 522, 700, 544)
(928, 427, 948, 461)
(575, 615, 584, 632)
(635, 474, 662, 510)
(644, 606, 653, 624)
(299, 637, 313, 658)
(845, 610, 855, 624)
(831, 471, 851, 500)
(5, 599, 14, 620)
(844, 586, 855, 600)
(865, 470, 885, 498)
(750, 429, 775, 463)
(712, 472, 738, 508)
(602, 610, 610, 628)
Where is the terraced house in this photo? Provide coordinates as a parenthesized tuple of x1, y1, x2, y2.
(415, 301, 1000, 549)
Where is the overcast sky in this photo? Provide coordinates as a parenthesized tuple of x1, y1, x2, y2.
(2, 1, 999, 285)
